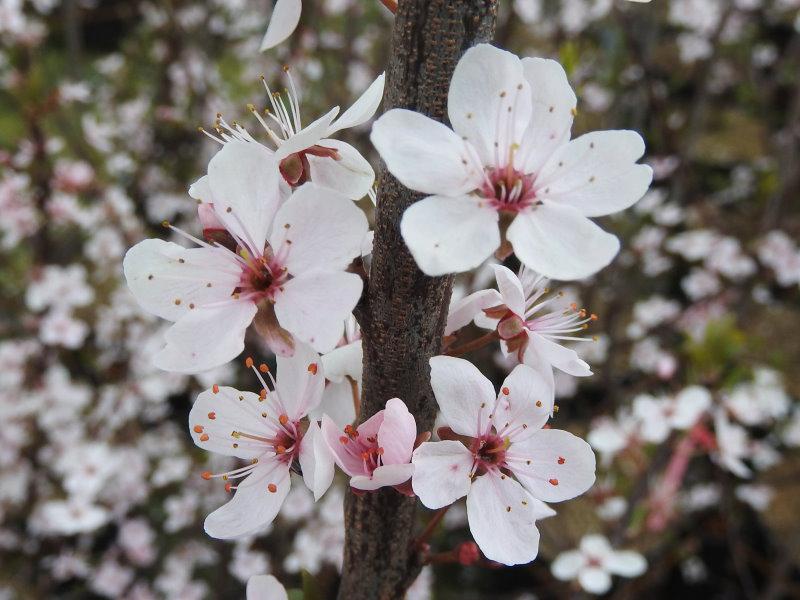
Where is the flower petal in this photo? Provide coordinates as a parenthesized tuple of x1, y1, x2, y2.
(507, 202, 620, 280)
(606, 550, 647, 577)
(494, 364, 555, 442)
(298, 420, 334, 501)
(204, 461, 291, 539)
(154, 301, 257, 373)
(551, 550, 586, 581)
(527, 333, 592, 377)
(275, 341, 324, 420)
(535, 130, 652, 217)
(208, 140, 283, 252)
(448, 44, 532, 165)
(378, 398, 416, 465)
(466, 472, 542, 566)
(310, 380, 357, 427)
(371, 109, 483, 196)
(259, 0, 302, 51)
(429, 356, 495, 437)
(306, 139, 375, 200)
(411, 441, 474, 509)
(578, 566, 612, 595)
(510, 428, 596, 503)
(492, 264, 526, 316)
(246, 575, 288, 600)
(401, 195, 500, 276)
(445, 288, 503, 335)
(273, 271, 362, 353)
(123, 239, 240, 321)
(321, 414, 362, 477)
(326, 73, 385, 136)
(321, 340, 362, 383)
(351, 463, 415, 491)
(274, 107, 339, 160)
(270, 183, 368, 274)
(188, 175, 213, 201)
(518, 57, 577, 174)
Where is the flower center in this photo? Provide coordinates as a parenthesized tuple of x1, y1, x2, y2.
(236, 253, 289, 301)
(473, 433, 508, 474)
(337, 425, 385, 476)
(483, 166, 538, 213)
(279, 144, 341, 186)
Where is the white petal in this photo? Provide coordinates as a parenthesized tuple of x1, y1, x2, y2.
(492, 264, 526, 315)
(448, 44, 532, 165)
(247, 575, 288, 600)
(519, 57, 577, 174)
(606, 550, 647, 577)
(204, 461, 291, 539)
(208, 140, 283, 252)
(445, 288, 503, 335)
(259, 0, 302, 51)
(535, 130, 652, 217)
(494, 365, 554, 442)
(188, 175, 213, 202)
(299, 420, 334, 501)
(275, 340, 325, 419)
(401, 195, 500, 276)
(511, 428, 596, 503)
(123, 239, 240, 321)
(326, 73, 385, 136)
(189, 386, 274, 459)
(507, 202, 620, 281)
(321, 340, 362, 383)
(527, 333, 592, 377)
(155, 302, 257, 373)
(378, 398, 416, 465)
(578, 566, 612, 595)
(275, 108, 339, 160)
(273, 271, 362, 353)
(429, 356, 495, 437)
(551, 550, 586, 581)
(672, 385, 711, 429)
(307, 139, 375, 200)
(310, 380, 357, 427)
(270, 183, 368, 274)
(351, 463, 415, 491)
(370, 109, 483, 196)
(580, 534, 613, 557)
(466, 473, 542, 566)
(411, 441, 474, 509)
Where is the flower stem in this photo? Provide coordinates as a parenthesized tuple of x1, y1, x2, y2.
(414, 505, 451, 550)
(444, 330, 499, 357)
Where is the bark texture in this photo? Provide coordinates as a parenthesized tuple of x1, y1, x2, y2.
(338, 2, 497, 599)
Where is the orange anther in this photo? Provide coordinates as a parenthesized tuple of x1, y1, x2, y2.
(339, 436, 349, 444)
(201, 471, 212, 480)
(245, 357, 254, 368)
(361, 451, 370, 460)
(212, 384, 219, 394)
(344, 425, 358, 438)
(259, 363, 269, 373)
(308, 363, 318, 375)
(548, 478, 559, 486)
(224, 482, 232, 493)
(259, 389, 267, 400)
(208, 412, 216, 420)
(502, 387, 510, 395)
(193, 425, 204, 433)
(535, 400, 542, 407)
(276, 445, 286, 454)
(377, 447, 385, 456)
(557, 456, 565, 465)
(268, 483, 278, 493)
(279, 414, 289, 425)
(570, 303, 578, 311)
(199, 433, 210, 442)
(590, 313, 598, 321)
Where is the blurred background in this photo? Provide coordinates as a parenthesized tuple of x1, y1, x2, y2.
(1, 0, 799, 598)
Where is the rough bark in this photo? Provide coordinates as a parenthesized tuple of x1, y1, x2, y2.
(338, 2, 497, 599)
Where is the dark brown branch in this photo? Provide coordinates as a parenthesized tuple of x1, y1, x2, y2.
(337, 1, 497, 599)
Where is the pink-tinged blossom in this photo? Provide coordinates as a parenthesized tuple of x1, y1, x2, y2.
(551, 534, 647, 595)
(124, 145, 368, 373)
(371, 44, 651, 279)
(189, 343, 334, 539)
(322, 397, 416, 492)
(446, 264, 594, 379)
(246, 574, 287, 600)
(632, 386, 712, 444)
(200, 70, 384, 201)
(412, 356, 596, 565)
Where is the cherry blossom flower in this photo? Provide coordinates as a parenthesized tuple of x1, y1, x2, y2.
(188, 343, 334, 539)
(371, 43, 651, 279)
(712, 409, 752, 478)
(446, 264, 594, 379)
(200, 69, 384, 201)
(312, 316, 362, 427)
(412, 356, 596, 565)
(322, 397, 416, 492)
(551, 534, 647, 594)
(246, 574, 287, 600)
(124, 147, 368, 372)
(632, 386, 712, 443)
(260, 0, 301, 51)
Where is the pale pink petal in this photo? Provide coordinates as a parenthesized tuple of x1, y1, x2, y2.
(445, 289, 503, 335)
(605, 551, 647, 577)
(275, 341, 324, 420)
(507, 202, 620, 281)
(448, 44, 532, 165)
(273, 271, 362, 353)
(510, 428, 596, 503)
(326, 73, 385, 136)
(401, 195, 500, 276)
(298, 420, 334, 501)
(377, 398, 416, 465)
(269, 183, 368, 273)
(535, 130, 652, 217)
(429, 356, 495, 437)
(246, 575, 288, 600)
(154, 302, 257, 373)
(208, 140, 284, 252)
(370, 109, 484, 196)
(578, 567, 612, 595)
(123, 239, 240, 321)
(306, 139, 374, 200)
(466, 473, 542, 566)
(519, 57, 577, 174)
(259, 0, 302, 51)
(527, 333, 592, 377)
(494, 365, 554, 441)
(411, 441, 474, 509)
(492, 264, 526, 316)
(350, 463, 415, 491)
(551, 550, 587, 581)
(204, 460, 291, 539)
(321, 414, 363, 477)
(274, 108, 339, 160)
